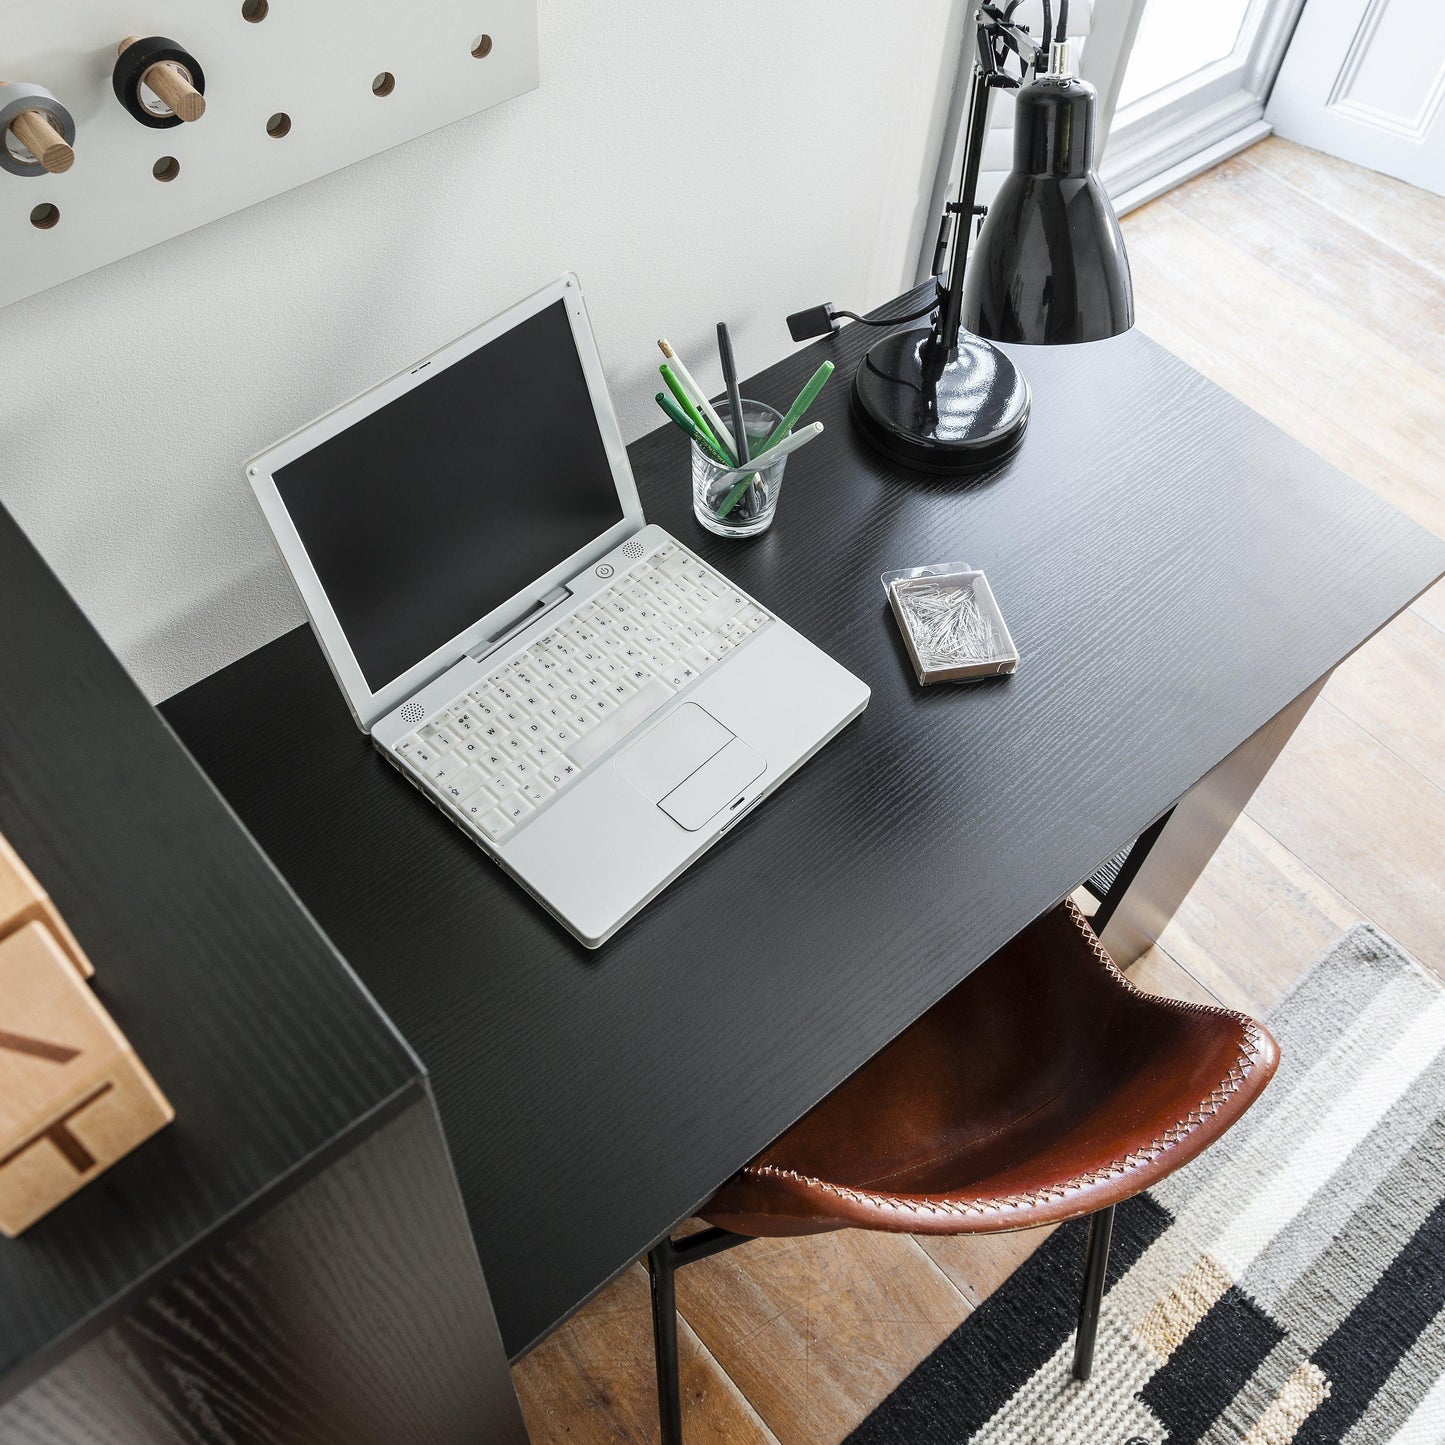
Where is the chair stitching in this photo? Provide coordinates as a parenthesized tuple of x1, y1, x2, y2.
(737, 900, 1269, 1219)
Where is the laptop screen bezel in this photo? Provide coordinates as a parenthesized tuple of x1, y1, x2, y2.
(245, 275, 644, 733)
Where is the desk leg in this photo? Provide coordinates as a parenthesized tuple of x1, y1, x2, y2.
(1099, 676, 1327, 969)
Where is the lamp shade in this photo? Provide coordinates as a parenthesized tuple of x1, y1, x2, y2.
(961, 74, 1133, 345)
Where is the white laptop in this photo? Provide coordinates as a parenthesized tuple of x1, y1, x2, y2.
(246, 274, 869, 947)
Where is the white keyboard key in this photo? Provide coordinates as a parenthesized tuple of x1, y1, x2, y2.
(423, 724, 460, 750)
(440, 766, 485, 801)
(527, 741, 557, 767)
(681, 646, 711, 672)
(606, 676, 636, 701)
(743, 608, 769, 630)
(459, 791, 491, 820)
(488, 771, 518, 798)
(697, 595, 741, 631)
(520, 716, 547, 742)
(502, 794, 534, 823)
(502, 734, 528, 754)
(549, 725, 576, 750)
(567, 709, 595, 734)
(477, 807, 513, 840)
(570, 678, 675, 769)
(397, 735, 425, 758)
(426, 755, 468, 786)
(500, 706, 527, 728)
(520, 777, 553, 804)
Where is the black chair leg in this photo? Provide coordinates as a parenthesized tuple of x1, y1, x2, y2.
(1072, 1203, 1115, 1381)
(648, 1241, 684, 1445)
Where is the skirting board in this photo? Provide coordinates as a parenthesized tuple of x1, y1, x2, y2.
(0, 1, 538, 310)
(1111, 121, 1272, 216)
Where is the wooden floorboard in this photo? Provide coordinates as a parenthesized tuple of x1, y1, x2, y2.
(512, 138, 1445, 1442)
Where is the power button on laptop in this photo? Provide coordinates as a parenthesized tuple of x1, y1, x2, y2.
(595, 563, 615, 578)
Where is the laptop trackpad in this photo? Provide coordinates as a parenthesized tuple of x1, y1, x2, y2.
(615, 704, 734, 801)
(659, 739, 765, 831)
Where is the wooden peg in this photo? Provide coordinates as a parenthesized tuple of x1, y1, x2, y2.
(7, 107, 73, 174)
(119, 37, 206, 123)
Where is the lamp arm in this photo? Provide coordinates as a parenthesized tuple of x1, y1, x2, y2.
(935, 49, 994, 351)
(933, 6, 1054, 353)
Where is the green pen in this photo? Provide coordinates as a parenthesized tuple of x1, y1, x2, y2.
(655, 391, 731, 465)
(714, 469, 760, 521)
(757, 360, 834, 454)
(661, 363, 733, 464)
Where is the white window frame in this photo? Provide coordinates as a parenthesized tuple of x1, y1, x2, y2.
(1098, 0, 1309, 213)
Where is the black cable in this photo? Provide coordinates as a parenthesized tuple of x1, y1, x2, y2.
(1056, 0, 1069, 45)
(1039, 0, 1052, 70)
(831, 297, 940, 327)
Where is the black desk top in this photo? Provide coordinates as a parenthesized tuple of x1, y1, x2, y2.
(0, 509, 420, 1395)
(163, 297, 1445, 1358)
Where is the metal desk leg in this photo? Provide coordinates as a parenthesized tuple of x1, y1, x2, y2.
(1099, 676, 1327, 968)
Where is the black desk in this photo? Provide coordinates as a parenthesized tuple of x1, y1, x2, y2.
(0, 508, 526, 1443)
(163, 294, 1445, 1359)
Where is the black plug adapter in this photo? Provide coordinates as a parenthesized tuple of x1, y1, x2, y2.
(786, 303, 839, 343)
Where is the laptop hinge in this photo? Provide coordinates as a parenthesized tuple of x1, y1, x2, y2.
(467, 583, 572, 665)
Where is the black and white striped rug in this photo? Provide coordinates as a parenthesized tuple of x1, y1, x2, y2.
(849, 924, 1445, 1444)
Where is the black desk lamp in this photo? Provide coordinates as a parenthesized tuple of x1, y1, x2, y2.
(801, 4, 1134, 473)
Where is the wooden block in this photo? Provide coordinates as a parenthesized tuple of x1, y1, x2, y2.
(0, 922, 172, 1238)
(0, 831, 94, 978)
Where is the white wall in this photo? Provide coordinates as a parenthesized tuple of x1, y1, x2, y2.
(0, 1, 962, 702)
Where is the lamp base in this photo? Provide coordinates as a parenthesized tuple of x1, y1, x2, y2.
(850, 326, 1030, 474)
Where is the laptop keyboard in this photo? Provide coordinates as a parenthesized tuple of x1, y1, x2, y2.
(392, 542, 773, 843)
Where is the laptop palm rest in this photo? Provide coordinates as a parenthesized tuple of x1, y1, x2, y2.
(616, 704, 765, 831)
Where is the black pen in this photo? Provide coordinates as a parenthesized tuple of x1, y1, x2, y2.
(716, 322, 749, 465)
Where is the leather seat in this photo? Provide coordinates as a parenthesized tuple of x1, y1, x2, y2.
(701, 899, 1278, 1239)
(646, 901, 1279, 1444)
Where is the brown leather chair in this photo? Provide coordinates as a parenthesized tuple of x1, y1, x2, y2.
(646, 901, 1279, 1443)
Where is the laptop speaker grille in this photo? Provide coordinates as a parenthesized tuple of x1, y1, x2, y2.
(401, 701, 425, 725)
(622, 540, 644, 560)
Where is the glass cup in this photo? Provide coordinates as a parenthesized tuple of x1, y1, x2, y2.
(691, 399, 787, 538)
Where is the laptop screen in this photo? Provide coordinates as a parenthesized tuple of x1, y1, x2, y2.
(272, 299, 624, 691)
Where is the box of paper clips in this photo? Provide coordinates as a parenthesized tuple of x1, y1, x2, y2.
(882, 563, 1019, 686)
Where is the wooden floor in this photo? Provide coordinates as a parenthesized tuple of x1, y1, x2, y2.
(511, 138, 1445, 1444)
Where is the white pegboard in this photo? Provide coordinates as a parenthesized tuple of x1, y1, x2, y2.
(0, 1, 538, 309)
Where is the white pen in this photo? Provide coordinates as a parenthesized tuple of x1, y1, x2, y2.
(713, 421, 824, 482)
(658, 338, 737, 459)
